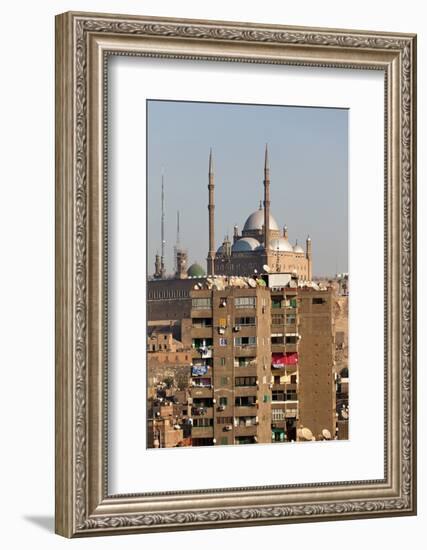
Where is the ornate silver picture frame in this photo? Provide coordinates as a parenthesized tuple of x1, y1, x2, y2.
(55, 11, 417, 537)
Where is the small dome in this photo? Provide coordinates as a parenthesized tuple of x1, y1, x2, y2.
(187, 263, 206, 277)
(232, 237, 260, 252)
(243, 209, 279, 232)
(269, 237, 294, 252)
(293, 242, 304, 254)
(216, 244, 224, 255)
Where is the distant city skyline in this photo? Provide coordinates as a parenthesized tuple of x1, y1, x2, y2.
(148, 100, 348, 277)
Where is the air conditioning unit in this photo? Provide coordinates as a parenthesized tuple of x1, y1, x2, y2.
(233, 325, 241, 332)
(224, 425, 232, 431)
(218, 404, 225, 411)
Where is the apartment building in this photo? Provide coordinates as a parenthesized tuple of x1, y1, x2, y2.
(188, 284, 272, 446)
(268, 283, 300, 442)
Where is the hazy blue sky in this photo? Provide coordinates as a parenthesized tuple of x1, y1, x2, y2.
(148, 100, 348, 277)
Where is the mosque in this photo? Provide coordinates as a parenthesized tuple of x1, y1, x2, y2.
(153, 145, 313, 281)
(208, 146, 312, 280)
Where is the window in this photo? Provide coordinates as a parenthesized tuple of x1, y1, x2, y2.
(216, 416, 233, 424)
(220, 357, 226, 366)
(193, 418, 213, 427)
(312, 297, 326, 305)
(192, 338, 213, 349)
(192, 317, 213, 327)
(263, 394, 270, 403)
(286, 314, 296, 324)
(235, 316, 256, 326)
(271, 298, 283, 309)
(271, 336, 285, 345)
(220, 376, 230, 386)
(290, 374, 297, 384)
(285, 390, 298, 401)
(285, 335, 298, 345)
(219, 396, 228, 406)
(272, 314, 284, 325)
(272, 390, 285, 402)
(236, 416, 257, 426)
(234, 357, 256, 367)
(235, 395, 256, 407)
(235, 436, 256, 444)
(235, 376, 257, 387)
(234, 336, 257, 346)
(192, 297, 212, 310)
(274, 375, 280, 384)
(220, 437, 228, 445)
(235, 296, 256, 308)
(192, 398, 213, 408)
(219, 337, 227, 346)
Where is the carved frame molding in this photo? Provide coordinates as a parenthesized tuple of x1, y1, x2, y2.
(55, 12, 416, 537)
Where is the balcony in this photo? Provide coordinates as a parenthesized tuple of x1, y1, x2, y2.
(234, 405, 258, 416)
(272, 383, 297, 391)
(234, 357, 257, 368)
(234, 346, 257, 357)
(234, 387, 258, 398)
(233, 366, 257, 378)
(192, 426, 214, 438)
(285, 343, 298, 353)
(191, 386, 213, 398)
(234, 424, 258, 437)
(192, 346, 213, 359)
(191, 406, 213, 418)
(271, 343, 286, 353)
(191, 327, 213, 338)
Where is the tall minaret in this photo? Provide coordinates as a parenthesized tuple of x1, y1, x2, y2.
(160, 171, 166, 278)
(306, 235, 312, 280)
(173, 210, 180, 274)
(263, 144, 271, 252)
(207, 149, 215, 276)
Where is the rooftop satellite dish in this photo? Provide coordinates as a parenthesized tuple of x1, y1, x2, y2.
(301, 427, 313, 441)
(248, 278, 257, 288)
(263, 264, 270, 273)
(322, 429, 332, 440)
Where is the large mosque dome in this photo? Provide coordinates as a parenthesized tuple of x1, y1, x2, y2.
(243, 209, 279, 232)
(231, 237, 260, 252)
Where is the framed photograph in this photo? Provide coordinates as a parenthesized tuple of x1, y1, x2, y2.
(55, 11, 417, 537)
